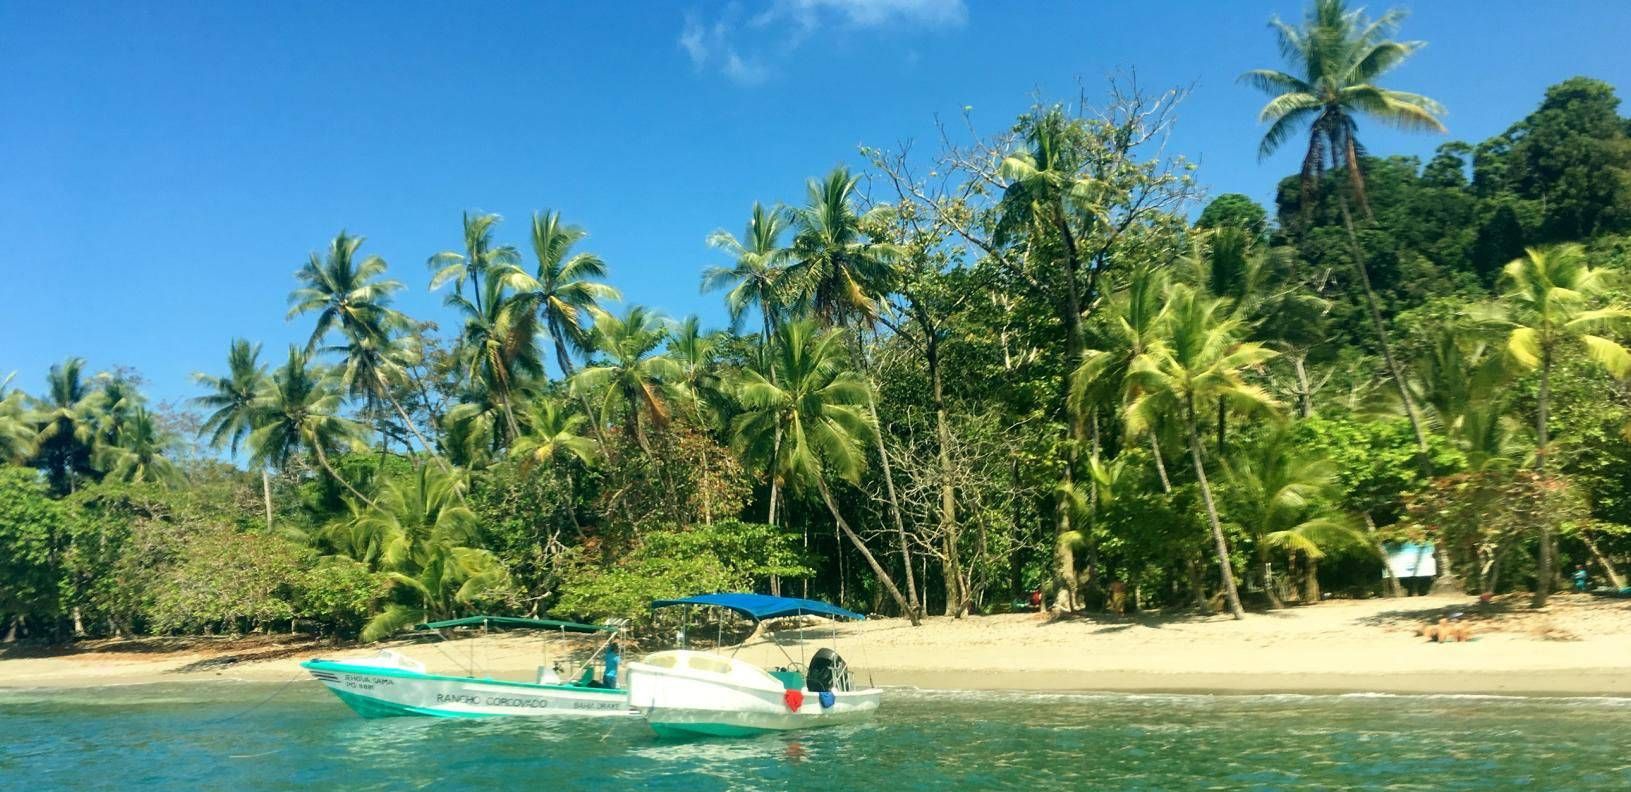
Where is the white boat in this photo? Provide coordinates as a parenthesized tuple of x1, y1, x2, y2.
(626, 593, 881, 738)
(302, 616, 632, 719)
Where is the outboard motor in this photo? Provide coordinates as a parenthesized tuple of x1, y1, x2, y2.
(805, 648, 852, 693)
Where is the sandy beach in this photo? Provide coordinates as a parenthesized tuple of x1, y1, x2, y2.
(3, 593, 1628, 696)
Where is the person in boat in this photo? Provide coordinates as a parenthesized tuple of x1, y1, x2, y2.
(601, 640, 621, 689)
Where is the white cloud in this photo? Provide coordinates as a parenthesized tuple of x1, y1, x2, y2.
(678, 0, 965, 85)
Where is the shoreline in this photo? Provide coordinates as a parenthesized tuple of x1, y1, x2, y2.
(5, 594, 1630, 698)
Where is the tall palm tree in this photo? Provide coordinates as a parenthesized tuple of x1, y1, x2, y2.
(193, 339, 275, 527)
(667, 316, 726, 427)
(288, 232, 445, 464)
(30, 357, 99, 494)
(1485, 244, 1631, 605)
(344, 465, 506, 641)
(94, 407, 180, 486)
(786, 167, 898, 327)
(249, 346, 372, 506)
(1242, 0, 1445, 453)
(505, 210, 621, 379)
(1242, 0, 1446, 215)
(447, 274, 544, 442)
(704, 202, 793, 341)
(571, 306, 682, 454)
(731, 320, 918, 623)
(428, 212, 521, 316)
(1124, 284, 1280, 619)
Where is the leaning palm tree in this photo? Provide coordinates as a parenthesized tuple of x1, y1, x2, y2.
(504, 210, 621, 379)
(249, 346, 372, 506)
(704, 202, 793, 340)
(288, 232, 445, 464)
(346, 465, 506, 641)
(731, 320, 918, 623)
(1482, 244, 1631, 605)
(571, 306, 683, 454)
(1124, 284, 1280, 620)
(427, 212, 521, 315)
(193, 339, 275, 527)
(94, 407, 181, 486)
(1242, 0, 1445, 453)
(786, 167, 898, 328)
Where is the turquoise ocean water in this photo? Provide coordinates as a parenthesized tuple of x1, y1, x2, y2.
(3, 681, 1629, 790)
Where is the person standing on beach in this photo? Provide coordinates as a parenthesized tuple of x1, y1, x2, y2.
(1573, 565, 1589, 593)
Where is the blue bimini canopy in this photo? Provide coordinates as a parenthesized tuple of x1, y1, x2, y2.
(651, 593, 866, 622)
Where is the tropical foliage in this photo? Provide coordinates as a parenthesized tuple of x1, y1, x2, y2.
(7, 1, 1631, 643)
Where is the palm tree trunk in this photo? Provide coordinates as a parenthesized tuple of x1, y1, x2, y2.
(1365, 512, 1405, 598)
(1581, 532, 1627, 590)
(1187, 404, 1245, 620)
(312, 443, 374, 507)
(857, 333, 920, 621)
(1336, 192, 1429, 454)
(379, 377, 452, 475)
(816, 476, 916, 624)
(261, 468, 274, 531)
(1533, 350, 1556, 607)
(1257, 546, 1284, 609)
(1149, 435, 1173, 493)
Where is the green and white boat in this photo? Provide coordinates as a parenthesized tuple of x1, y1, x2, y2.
(302, 616, 632, 719)
(627, 594, 881, 738)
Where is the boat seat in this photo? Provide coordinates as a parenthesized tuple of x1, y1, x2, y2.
(769, 669, 805, 691)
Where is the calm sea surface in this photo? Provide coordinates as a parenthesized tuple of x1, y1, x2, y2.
(3, 681, 1629, 790)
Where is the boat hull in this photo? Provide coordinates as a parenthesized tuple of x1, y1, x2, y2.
(301, 659, 632, 719)
(626, 652, 880, 737)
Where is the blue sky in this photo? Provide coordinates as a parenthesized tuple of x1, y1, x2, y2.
(3, 0, 1629, 408)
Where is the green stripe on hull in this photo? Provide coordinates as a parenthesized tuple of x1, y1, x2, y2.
(327, 687, 492, 719)
(648, 722, 777, 738)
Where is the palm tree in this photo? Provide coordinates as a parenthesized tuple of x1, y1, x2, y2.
(428, 212, 521, 315)
(786, 167, 897, 327)
(731, 320, 917, 623)
(30, 357, 99, 494)
(1074, 264, 1176, 491)
(94, 407, 180, 486)
(0, 374, 34, 463)
(1485, 244, 1631, 605)
(249, 346, 372, 506)
(1242, 0, 1445, 453)
(1223, 427, 1361, 607)
(288, 232, 407, 354)
(193, 340, 275, 527)
(287, 232, 444, 464)
(704, 202, 793, 341)
(571, 306, 682, 454)
(447, 274, 544, 442)
(1124, 284, 1280, 619)
(343, 465, 506, 641)
(505, 211, 621, 379)
(510, 397, 597, 471)
(1242, 0, 1446, 215)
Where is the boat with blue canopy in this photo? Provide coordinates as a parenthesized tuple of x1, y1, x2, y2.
(301, 615, 632, 719)
(626, 593, 881, 738)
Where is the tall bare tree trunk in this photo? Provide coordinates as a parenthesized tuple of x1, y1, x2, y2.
(1534, 351, 1556, 607)
(1581, 532, 1626, 590)
(865, 385, 920, 621)
(1187, 402, 1245, 620)
(928, 337, 964, 617)
(261, 468, 274, 530)
(1336, 192, 1428, 454)
(816, 477, 916, 624)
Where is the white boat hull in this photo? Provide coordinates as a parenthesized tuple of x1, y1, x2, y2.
(302, 658, 631, 719)
(627, 650, 880, 737)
